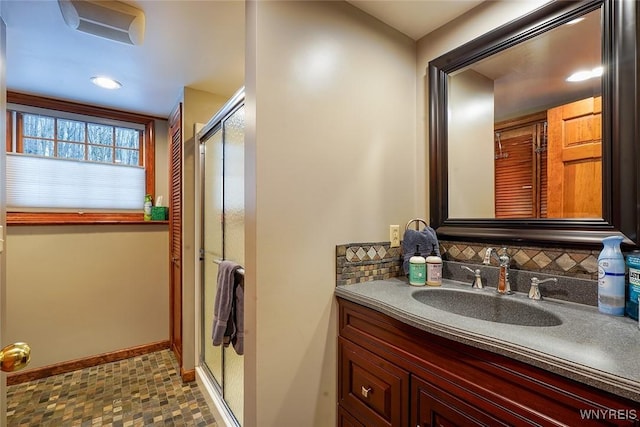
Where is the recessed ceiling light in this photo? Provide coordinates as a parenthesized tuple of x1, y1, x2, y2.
(566, 66, 603, 82)
(91, 76, 122, 90)
(566, 70, 592, 82)
(591, 66, 603, 77)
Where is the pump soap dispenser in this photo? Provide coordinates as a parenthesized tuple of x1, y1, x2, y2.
(426, 244, 442, 286)
(409, 245, 426, 286)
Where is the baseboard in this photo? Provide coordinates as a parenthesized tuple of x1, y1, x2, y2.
(181, 367, 196, 382)
(7, 340, 170, 386)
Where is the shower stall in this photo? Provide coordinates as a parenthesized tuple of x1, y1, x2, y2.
(195, 88, 245, 426)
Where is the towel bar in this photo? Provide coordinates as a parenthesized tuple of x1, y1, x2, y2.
(405, 218, 428, 231)
(213, 258, 245, 276)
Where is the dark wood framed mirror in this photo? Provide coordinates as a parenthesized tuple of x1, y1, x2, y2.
(429, 0, 639, 248)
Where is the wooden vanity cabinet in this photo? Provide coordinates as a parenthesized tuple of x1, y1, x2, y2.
(411, 374, 508, 427)
(339, 337, 409, 427)
(338, 405, 366, 427)
(337, 297, 639, 427)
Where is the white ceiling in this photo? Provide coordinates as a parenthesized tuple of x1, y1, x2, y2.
(346, 0, 483, 40)
(1, 0, 482, 118)
(3, 0, 246, 118)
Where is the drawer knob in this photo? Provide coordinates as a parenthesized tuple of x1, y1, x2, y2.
(361, 386, 372, 398)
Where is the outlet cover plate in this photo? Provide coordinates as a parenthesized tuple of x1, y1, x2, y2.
(390, 225, 400, 248)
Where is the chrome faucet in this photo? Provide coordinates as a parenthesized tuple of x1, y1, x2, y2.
(483, 247, 511, 294)
(528, 277, 558, 300)
(460, 266, 484, 289)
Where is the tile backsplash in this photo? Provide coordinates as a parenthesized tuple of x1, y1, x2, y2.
(336, 240, 601, 305)
(335, 242, 402, 286)
(440, 241, 599, 281)
(336, 240, 599, 284)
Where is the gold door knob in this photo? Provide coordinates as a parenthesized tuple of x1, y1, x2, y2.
(0, 342, 31, 372)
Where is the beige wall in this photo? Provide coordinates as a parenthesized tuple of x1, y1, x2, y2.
(154, 119, 169, 204)
(416, 0, 550, 217)
(5, 119, 172, 370)
(245, 2, 416, 425)
(448, 69, 494, 218)
(182, 87, 231, 142)
(6, 224, 169, 369)
(178, 87, 230, 372)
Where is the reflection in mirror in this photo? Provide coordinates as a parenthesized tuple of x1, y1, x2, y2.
(448, 7, 602, 220)
(429, 0, 640, 247)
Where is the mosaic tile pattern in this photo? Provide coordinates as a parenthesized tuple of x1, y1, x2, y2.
(439, 240, 600, 280)
(345, 245, 388, 262)
(7, 350, 217, 427)
(336, 238, 605, 287)
(336, 242, 402, 286)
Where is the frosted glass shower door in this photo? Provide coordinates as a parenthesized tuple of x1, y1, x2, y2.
(201, 100, 245, 426)
(221, 105, 245, 425)
(202, 126, 224, 389)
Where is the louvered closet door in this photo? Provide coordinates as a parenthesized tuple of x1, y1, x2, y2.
(494, 125, 536, 218)
(539, 125, 548, 218)
(169, 103, 183, 366)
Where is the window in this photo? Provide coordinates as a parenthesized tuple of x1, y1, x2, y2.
(17, 113, 142, 165)
(6, 92, 156, 224)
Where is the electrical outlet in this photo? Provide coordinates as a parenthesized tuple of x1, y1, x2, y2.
(389, 225, 400, 248)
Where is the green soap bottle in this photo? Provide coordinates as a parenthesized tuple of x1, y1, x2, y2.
(144, 194, 153, 221)
(409, 245, 426, 286)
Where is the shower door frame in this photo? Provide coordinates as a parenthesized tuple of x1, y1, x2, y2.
(194, 88, 245, 427)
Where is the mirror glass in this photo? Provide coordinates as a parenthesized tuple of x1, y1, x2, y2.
(447, 7, 602, 219)
(428, 0, 640, 247)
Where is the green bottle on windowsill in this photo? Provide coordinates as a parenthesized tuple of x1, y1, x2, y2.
(144, 194, 153, 221)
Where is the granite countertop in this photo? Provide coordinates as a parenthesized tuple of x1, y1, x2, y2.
(335, 278, 640, 403)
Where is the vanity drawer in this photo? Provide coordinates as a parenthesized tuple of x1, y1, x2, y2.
(337, 406, 365, 427)
(338, 337, 409, 427)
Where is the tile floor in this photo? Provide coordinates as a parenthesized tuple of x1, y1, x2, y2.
(7, 350, 218, 426)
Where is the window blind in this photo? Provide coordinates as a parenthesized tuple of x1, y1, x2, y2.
(7, 154, 145, 210)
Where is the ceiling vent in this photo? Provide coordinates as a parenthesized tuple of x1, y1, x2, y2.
(58, 0, 145, 45)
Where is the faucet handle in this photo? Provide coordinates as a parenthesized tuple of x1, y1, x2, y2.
(482, 248, 494, 265)
(528, 277, 558, 300)
(531, 277, 558, 285)
(460, 266, 484, 289)
(498, 247, 510, 266)
(528, 282, 541, 300)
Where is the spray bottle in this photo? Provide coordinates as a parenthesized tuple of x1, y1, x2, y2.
(598, 235, 625, 316)
(143, 194, 153, 221)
